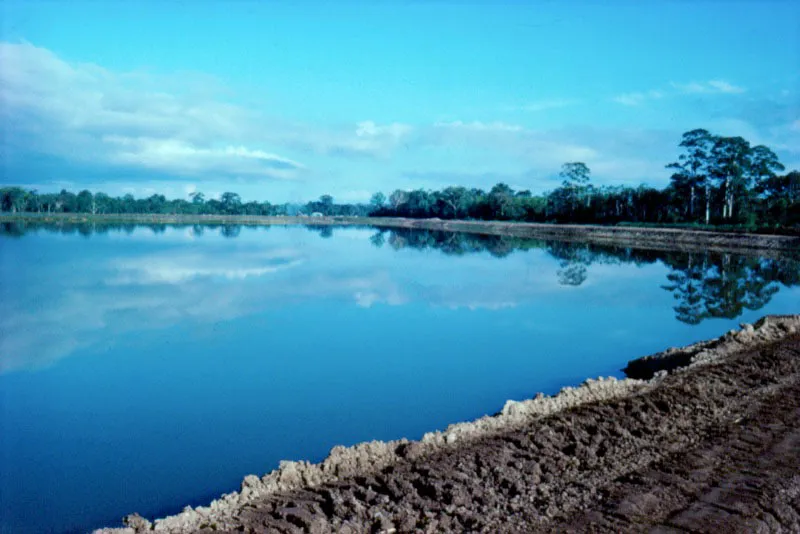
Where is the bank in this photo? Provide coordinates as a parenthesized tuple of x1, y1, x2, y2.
(95, 315, 800, 533)
(2, 213, 799, 256)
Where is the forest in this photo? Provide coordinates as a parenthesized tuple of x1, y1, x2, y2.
(2, 129, 798, 230)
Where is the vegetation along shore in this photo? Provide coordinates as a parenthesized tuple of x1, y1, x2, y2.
(2, 129, 799, 234)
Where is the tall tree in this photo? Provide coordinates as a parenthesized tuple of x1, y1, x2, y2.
(370, 192, 386, 211)
(220, 192, 242, 214)
(389, 189, 409, 211)
(709, 136, 751, 221)
(319, 195, 334, 215)
(559, 162, 591, 214)
(76, 190, 94, 213)
(667, 129, 716, 223)
(438, 186, 469, 219)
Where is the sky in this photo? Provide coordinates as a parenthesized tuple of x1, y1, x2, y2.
(1, 0, 798, 204)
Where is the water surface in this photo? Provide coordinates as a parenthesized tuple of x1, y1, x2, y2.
(1, 222, 798, 533)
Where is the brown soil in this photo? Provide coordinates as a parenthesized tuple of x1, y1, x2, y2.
(136, 335, 799, 533)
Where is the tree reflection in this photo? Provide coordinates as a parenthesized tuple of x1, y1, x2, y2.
(370, 231, 386, 248)
(305, 225, 334, 239)
(2, 221, 797, 325)
(370, 227, 799, 325)
(220, 225, 241, 238)
(661, 253, 785, 324)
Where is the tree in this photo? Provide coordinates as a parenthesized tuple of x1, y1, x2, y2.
(488, 183, 515, 219)
(26, 189, 42, 213)
(57, 189, 78, 213)
(120, 193, 136, 213)
(667, 129, 716, 223)
(145, 194, 167, 214)
(389, 189, 409, 211)
(749, 145, 785, 218)
(319, 195, 334, 215)
(76, 190, 94, 213)
(406, 189, 433, 217)
(94, 192, 112, 214)
(559, 162, 591, 214)
(0, 187, 28, 213)
(370, 192, 386, 211)
(438, 186, 469, 219)
(708, 136, 751, 221)
(220, 192, 242, 214)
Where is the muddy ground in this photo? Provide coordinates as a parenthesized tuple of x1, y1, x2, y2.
(112, 319, 800, 533)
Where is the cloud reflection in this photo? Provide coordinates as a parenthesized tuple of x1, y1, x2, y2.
(2, 225, 797, 374)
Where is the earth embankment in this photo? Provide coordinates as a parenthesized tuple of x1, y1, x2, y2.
(3, 213, 799, 256)
(100, 315, 800, 533)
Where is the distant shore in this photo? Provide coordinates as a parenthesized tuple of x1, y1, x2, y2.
(2, 212, 799, 256)
(96, 315, 800, 533)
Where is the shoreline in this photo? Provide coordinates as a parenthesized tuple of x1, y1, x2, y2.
(97, 315, 800, 533)
(2, 213, 799, 255)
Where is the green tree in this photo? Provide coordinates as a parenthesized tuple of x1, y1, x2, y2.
(667, 129, 716, 223)
(1, 187, 29, 213)
(94, 192, 112, 214)
(559, 162, 591, 214)
(709, 136, 751, 221)
(57, 190, 78, 213)
(488, 183, 515, 219)
(76, 190, 94, 213)
(438, 186, 470, 219)
(220, 192, 242, 214)
(370, 192, 386, 211)
(26, 189, 42, 213)
(389, 189, 409, 211)
(319, 195, 334, 215)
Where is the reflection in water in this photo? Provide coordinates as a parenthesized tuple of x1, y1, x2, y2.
(362, 226, 800, 325)
(2, 221, 799, 327)
(1, 220, 798, 534)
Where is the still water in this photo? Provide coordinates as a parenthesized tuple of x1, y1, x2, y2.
(1, 222, 798, 533)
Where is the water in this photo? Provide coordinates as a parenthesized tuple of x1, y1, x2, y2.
(1, 222, 798, 533)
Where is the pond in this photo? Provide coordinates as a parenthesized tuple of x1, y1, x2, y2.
(1, 222, 798, 533)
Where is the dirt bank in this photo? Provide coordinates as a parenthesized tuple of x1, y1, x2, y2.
(3, 213, 799, 256)
(97, 315, 800, 533)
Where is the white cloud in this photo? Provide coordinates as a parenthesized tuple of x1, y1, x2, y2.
(612, 81, 745, 107)
(0, 42, 413, 182)
(0, 42, 303, 180)
(434, 120, 524, 132)
(514, 98, 578, 112)
(101, 137, 304, 178)
(270, 119, 413, 159)
(109, 250, 306, 284)
(612, 90, 664, 106)
(707, 80, 746, 94)
(671, 79, 746, 94)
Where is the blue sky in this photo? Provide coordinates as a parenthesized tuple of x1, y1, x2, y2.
(1, 1, 798, 203)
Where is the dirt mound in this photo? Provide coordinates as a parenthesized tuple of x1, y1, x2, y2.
(94, 315, 800, 533)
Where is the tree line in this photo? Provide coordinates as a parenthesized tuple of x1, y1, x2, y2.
(371, 129, 798, 228)
(2, 129, 798, 229)
(0, 189, 371, 218)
